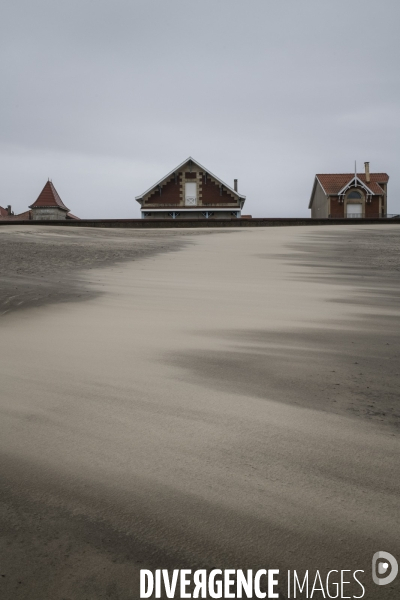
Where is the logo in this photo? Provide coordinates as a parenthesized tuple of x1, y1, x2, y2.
(372, 551, 398, 586)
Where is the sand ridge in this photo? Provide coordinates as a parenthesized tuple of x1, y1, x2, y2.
(0, 226, 229, 315)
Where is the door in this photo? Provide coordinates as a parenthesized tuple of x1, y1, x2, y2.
(346, 203, 363, 218)
(185, 182, 197, 206)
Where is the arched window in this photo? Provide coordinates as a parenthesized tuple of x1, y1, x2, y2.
(347, 191, 362, 199)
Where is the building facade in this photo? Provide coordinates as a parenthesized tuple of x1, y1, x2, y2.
(136, 157, 246, 220)
(309, 163, 389, 219)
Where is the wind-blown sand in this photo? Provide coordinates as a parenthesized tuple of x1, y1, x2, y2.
(0, 225, 399, 599)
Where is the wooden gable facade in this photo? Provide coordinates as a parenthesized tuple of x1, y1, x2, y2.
(136, 157, 246, 220)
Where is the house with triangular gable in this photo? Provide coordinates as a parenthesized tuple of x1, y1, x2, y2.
(309, 162, 389, 219)
(135, 157, 246, 220)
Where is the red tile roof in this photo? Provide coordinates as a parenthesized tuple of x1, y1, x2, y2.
(316, 173, 388, 196)
(29, 180, 69, 211)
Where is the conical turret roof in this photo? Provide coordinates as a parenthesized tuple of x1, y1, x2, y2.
(29, 180, 69, 211)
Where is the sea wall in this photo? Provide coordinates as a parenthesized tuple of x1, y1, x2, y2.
(1, 217, 400, 228)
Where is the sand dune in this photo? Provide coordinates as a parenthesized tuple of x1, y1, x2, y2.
(0, 225, 399, 599)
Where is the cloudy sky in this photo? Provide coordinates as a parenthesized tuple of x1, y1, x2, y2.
(1, 0, 399, 218)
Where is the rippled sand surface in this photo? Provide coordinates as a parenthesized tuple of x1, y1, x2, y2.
(0, 224, 399, 599)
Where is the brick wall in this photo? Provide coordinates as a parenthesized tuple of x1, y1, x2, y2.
(146, 175, 181, 205)
(201, 175, 238, 205)
(329, 196, 344, 218)
(365, 197, 380, 218)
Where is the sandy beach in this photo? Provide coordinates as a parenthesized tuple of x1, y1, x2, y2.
(0, 224, 399, 599)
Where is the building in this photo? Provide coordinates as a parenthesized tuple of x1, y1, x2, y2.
(29, 180, 77, 220)
(0, 180, 79, 221)
(136, 157, 246, 219)
(0, 205, 32, 220)
(309, 163, 389, 219)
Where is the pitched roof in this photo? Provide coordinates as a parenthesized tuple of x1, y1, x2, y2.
(316, 173, 388, 196)
(135, 156, 246, 202)
(12, 210, 32, 220)
(0, 209, 32, 220)
(29, 180, 69, 211)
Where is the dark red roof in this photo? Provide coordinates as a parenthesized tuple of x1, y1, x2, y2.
(29, 180, 69, 211)
(0, 206, 9, 217)
(316, 173, 388, 196)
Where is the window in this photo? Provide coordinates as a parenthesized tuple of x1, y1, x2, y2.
(347, 191, 362, 199)
(185, 182, 197, 206)
(346, 204, 363, 218)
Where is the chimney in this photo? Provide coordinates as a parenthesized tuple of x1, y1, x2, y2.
(7, 205, 12, 216)
(234, 179, 238, 192)
(364, 162, 370, 183)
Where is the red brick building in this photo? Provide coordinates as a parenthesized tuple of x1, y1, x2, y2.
(136, 157, 246, 220)
(0, 205, 32, 220)
(309, 163, 389, 219)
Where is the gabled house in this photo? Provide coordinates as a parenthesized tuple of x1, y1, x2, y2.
(135, 157, 246, 219)
(309, 162, 389, 219)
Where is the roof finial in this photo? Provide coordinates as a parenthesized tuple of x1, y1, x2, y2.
(355, 161, 357, 187)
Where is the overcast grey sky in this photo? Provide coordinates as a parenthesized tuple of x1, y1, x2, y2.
(1, 0, 399, 218)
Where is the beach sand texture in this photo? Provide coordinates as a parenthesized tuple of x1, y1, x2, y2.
(0, 225, 399, 599)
